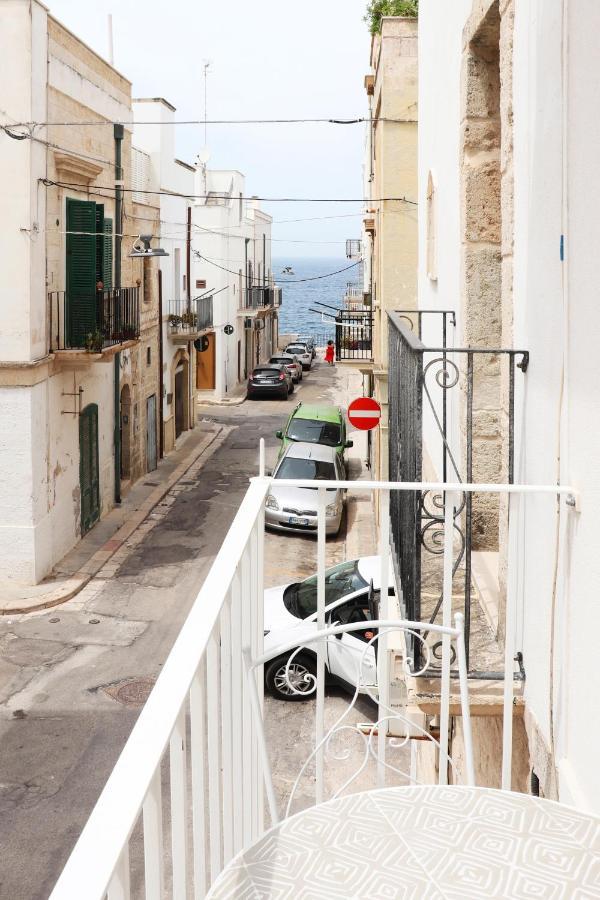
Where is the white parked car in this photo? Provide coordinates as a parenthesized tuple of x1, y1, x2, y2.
(284, 343, 312, 370)
(265, 442, 346, 536)
(263, 556, 395, 701)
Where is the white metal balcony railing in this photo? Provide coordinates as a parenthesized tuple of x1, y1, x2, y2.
(49, 445, 575, 900)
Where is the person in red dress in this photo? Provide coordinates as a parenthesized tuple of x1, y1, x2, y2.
(324, 340, 335, 365)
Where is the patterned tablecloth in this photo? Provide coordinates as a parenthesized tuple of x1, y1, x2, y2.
(207, 784, 600, 899)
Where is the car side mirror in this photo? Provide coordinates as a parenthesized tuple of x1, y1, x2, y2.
(345, 440, 353, 448)
(275, 430, 283, 439)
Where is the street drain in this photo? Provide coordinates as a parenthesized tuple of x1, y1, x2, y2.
(102, 677, 156, 707)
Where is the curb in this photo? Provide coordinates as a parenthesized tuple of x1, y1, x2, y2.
(1, 426, 226, 616)
(197, 394, 247, 407)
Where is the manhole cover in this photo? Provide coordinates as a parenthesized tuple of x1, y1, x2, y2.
(102, 677, 156, 707)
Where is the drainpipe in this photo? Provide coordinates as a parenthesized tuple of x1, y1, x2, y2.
(158, 268, 164, 459)
(113, 124, 124, 504)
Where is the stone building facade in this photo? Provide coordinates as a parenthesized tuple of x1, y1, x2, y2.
(363, 17, 418, 482)
(0, 1, 160, 583)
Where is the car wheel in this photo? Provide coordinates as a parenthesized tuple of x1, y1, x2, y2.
(265, 654, 317, 701)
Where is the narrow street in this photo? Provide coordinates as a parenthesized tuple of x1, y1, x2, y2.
(0, 360, 375, 900)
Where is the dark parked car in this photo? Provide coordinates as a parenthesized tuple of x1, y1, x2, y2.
(247, 365, 293, 400)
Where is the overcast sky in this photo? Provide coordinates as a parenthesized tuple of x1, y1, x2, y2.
(46, 0, 371, 259)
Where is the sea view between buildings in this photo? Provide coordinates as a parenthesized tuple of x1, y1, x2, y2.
(274, 256, 356, 341)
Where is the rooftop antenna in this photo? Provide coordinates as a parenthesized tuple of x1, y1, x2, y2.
(107, 14, 114, 66)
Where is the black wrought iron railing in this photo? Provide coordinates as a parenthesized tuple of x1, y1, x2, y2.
(335, 309, 373, 361)
(388, 311, 529, 672)
(168, 297, 213, 334)
(49, 287, 140, 352)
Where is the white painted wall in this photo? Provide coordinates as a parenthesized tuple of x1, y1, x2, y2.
(0, 0, 48, 363)
(417, 0, 471, 480)
(419, 0, 600, 813)
(512, 0, 600, 812)
(191, 169, 274, 399)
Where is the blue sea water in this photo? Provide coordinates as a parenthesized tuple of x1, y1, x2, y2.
(274, 257, 361, 343)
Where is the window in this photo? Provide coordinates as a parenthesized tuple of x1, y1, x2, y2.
(146, 346, 151, 366)
(283, 560, 368, 619)
(287, 419, 341, 448)
(274, 458, 336, 482)
(426, 170, 438, 281)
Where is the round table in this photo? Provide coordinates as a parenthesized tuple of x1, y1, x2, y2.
(208, 785, 600, 898)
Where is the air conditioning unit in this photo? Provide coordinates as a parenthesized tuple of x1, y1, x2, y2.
(244, 318, 253, 330)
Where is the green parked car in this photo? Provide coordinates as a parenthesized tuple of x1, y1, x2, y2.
(275, 403, 353, 468)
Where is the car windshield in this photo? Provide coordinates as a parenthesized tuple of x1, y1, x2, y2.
(283, 560, 368, 618)
(275, 458, 336, 482)
(286, 346, 306, 354)
(270, 358, 291, 365)
(253, 368, 279, 377)
(287, 418, 341, 447)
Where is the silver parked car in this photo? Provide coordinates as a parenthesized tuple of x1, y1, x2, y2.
(265, 442, 346, 536)
(268, 353, 303, 383)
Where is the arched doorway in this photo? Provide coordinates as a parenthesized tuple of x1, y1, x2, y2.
(174, 358, 190, 439)
(120, 384, 131, 479)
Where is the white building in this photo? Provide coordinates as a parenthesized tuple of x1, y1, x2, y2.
(132, 98, 202, 453)
(191, 167, 279, 400)
(415, 0, 600, 811)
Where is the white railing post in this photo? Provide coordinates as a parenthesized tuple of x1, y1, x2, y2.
(377, 488, 390, 787)
(229, 570, 244, 855)
(220, 595, 234, 864)
(255, 502, 266, 836)
(206, 629, 222, 881)
(169, 708, 188, 900)
(502, 491, 519, 790)
(439, 490, 456, 785)
(189, 668, 207, 900)
(142, 770, 164, 900)
(259, 437, 265, 477)
(316, 486, 327, 805)
(240, 543, 253, 843)
(455, 612, 475, 786)
(250, 521, 259, 839)
(107, 846, 130, 900)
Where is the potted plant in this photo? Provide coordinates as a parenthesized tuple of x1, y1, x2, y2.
(122, 323, 138, 341)
(181, 310, 198, 329)
(169, 314, 182, 333)
(85, 330, 104, 353)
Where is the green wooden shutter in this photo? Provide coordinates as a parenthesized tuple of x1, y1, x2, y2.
(103, 218, 113, 290)
(95, 204, 104, 284)
(66, 198, 97, 347)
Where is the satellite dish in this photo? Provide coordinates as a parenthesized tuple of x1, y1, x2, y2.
(197, 147, 211, 165)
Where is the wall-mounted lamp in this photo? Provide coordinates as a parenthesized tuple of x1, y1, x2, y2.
(129, 235, 169, 258)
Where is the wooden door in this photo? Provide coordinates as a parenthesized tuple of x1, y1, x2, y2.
(146, 394, 157, 472)
(79, 404, 100, 534)
(197, 332, 216, 389)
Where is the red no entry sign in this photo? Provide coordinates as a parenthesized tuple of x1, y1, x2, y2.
(348, 396, 382, 431)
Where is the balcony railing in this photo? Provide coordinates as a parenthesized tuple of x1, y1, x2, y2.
(243, 286, 280, 310)
(49, 460, 574, 899)
(49, 288, 140, 352)
(388, 311, 530, 671)
(346, 238, 362, 259)
(168, 297, 213, 336)
(335, 309, 373, 361)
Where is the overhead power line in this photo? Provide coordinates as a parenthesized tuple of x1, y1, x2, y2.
(41, 178, 418, 205)
(9, 116, 411, 128)
(195, 253, 361, 283)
